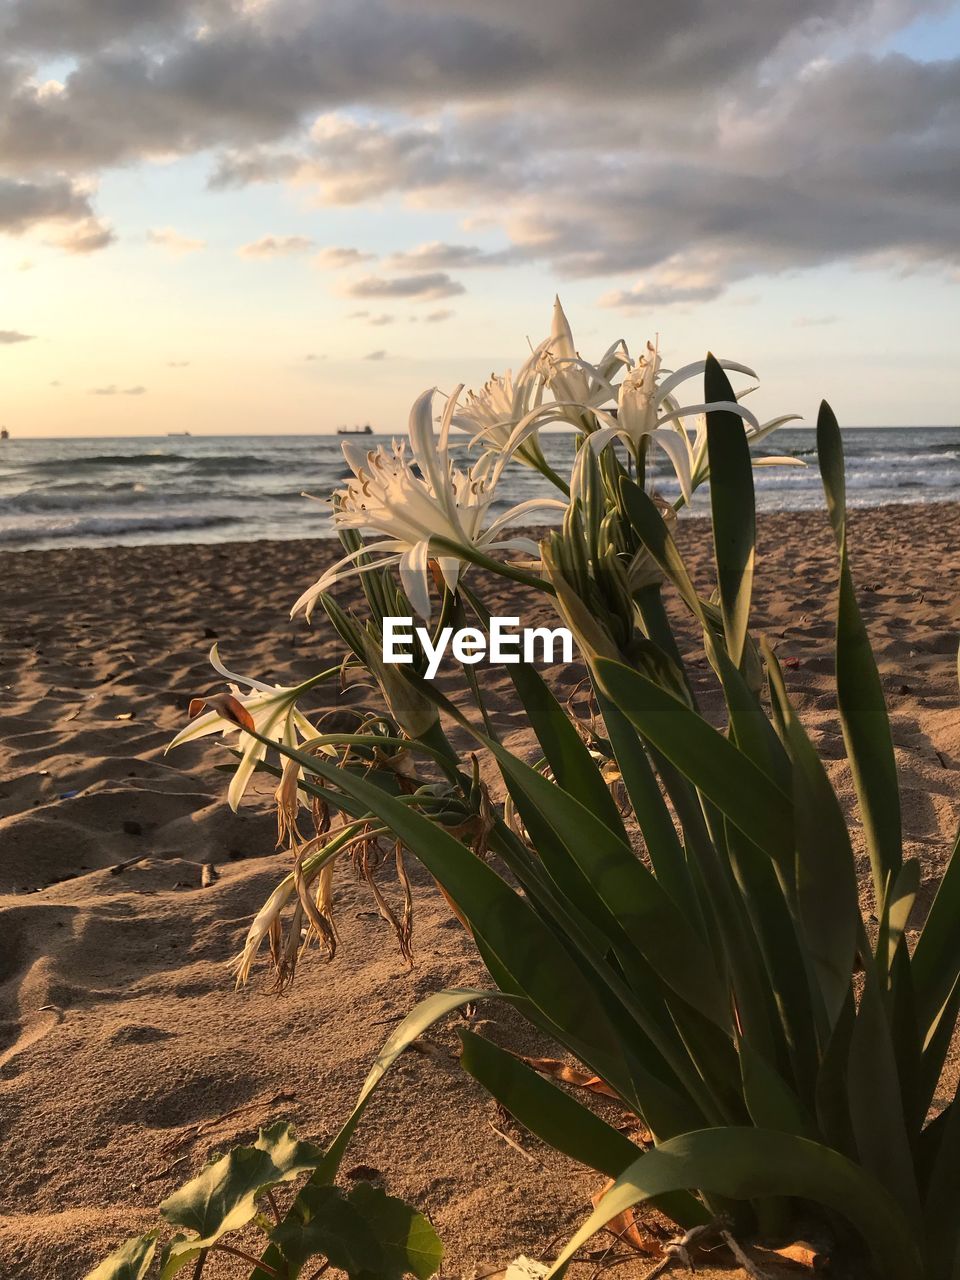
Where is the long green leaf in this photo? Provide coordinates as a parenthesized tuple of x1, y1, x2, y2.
(817, 400, 902, 903)
(492, 742, 728, 1027)
(846, 964, 922, 1227)
(251, 989, 490, 1280)
(462, 584, 627, 839)
(910, 827, 960, 1040)
(705, 353, 755, 668)
(546, 1129, 923, 1280)
(764, 642, 858, 1030)
(594, 689, 700, 920)
(509, 661, 627, 839)
(460, 1030, 709, 1229)
(593, 657, 793, 864)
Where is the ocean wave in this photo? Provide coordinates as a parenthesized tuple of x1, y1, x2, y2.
(0, 512, 240, 546)
(16, 452, 194, 471)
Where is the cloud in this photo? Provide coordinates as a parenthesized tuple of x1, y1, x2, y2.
(147, 226, 206, 257)
(364, 349, 387, 361)
(90, 383, 147, 395)
(313, 245, 376, 270)
(386, 241, 519, 270)
(345, 271, 465, 301)
(0, 329, 34, 344)
(0, 175, 100, 236)
(167, 359, 191, 367)
(48, 216, 115, 253)
(238, 233, 314, 258)
(369, 313, 394, 326)
(424, 309, 454, 323)
(1, 2, 935, 173)
(1, 0, 226, 55)
(0, 3, 957, 303)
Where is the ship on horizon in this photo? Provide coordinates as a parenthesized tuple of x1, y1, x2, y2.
(337, 423, 373, 435)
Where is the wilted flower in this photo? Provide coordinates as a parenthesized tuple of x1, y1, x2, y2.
(167, 645, 333, 810)
(292, 386, 565, 621)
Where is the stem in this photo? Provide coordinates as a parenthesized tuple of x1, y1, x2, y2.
(266, 1188, 282, 1225)
(431, 535, 555, 596)
(533, 456, 571, 496)
(192, 1251, 208, 1280)
(213, 1244, 283, 1276)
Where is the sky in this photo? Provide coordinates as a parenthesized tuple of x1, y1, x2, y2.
(1, 0, 958, 437)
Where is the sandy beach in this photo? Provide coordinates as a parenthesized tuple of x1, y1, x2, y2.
(1, 504, 958, 1279)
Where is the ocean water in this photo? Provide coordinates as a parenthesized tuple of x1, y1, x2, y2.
(0, 427, 957, 551)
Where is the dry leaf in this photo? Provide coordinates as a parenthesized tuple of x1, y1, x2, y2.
(761, 1240, 824, 1269)
(590, 1178, 661, 1257)
(188, 692, 255, 731)
(518, 1055, 621, 1098)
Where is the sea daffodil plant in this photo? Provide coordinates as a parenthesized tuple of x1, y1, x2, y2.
(166, 298, 958, 1279)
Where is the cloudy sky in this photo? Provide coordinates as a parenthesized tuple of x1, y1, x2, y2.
(1, 0, 959, 436)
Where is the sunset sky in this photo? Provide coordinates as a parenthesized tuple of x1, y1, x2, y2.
(1, 0, 959, 437)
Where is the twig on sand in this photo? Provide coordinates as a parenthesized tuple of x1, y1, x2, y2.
(720, 1230, 775, 1279)
(110, 853, 150, 874)
(638, 1224, 777, 1279)
(487, 1119, 543, 1165)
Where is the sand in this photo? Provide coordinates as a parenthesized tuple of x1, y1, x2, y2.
(1, 504, 958, 1280)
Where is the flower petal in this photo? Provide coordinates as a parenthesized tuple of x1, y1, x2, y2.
(399, 539, 433, 619)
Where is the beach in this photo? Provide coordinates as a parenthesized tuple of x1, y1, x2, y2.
(1, 504, 959, 1279)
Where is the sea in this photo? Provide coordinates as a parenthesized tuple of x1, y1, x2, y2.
(0, 427, 957, 551)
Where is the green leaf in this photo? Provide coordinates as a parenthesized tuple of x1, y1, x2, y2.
(923, 1088, 960, 1276)
(764, 641, 858, 1030)
(738, 1041, 817, 1140)
(251, 989, 487, 1280)
(593, 657, 793, 865)
(846, 966, 922, 1228)
(545, 1129, 923, 1280)
(490, 742, 729, 1028)
(349, 1182, 443, 1280)
(910, 827, 960, 1041)
(271, 1184, 382, 1273)
(593, 689, 699, 919)
(618, 477, 705, 622)
(704, 353, 755, 668)
(83, 1233, 157, 1280)
(319, 988, 495, 1183)
(508, 658, 628, 841)
(256, 1122, 327, 1179)
(159, 1124, 323, 1250)
(460, 1030, 708, 1229)
(157, 1235, 201, 1280)
(817, 400, 902, 905)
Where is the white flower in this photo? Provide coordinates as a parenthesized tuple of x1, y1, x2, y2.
(580, 343, 775, 504)
(167, 645, 330, 811)
(292, 387, 566, 622)
(539, 296, 629, 412)
(452, 346, 551, 470)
